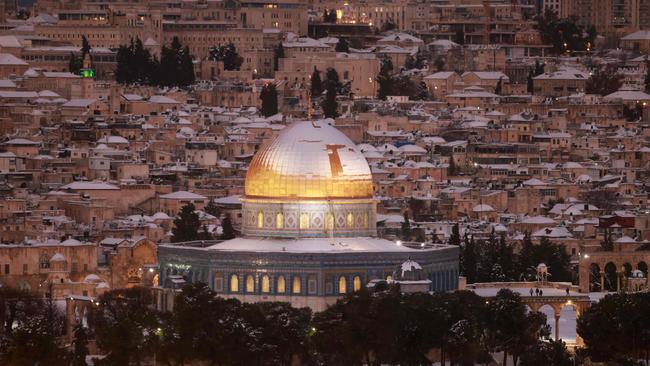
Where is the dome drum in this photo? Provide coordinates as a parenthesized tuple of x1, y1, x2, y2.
(242, 199, 377, 238)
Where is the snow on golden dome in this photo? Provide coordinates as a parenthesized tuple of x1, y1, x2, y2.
(245, 120, 373, 199)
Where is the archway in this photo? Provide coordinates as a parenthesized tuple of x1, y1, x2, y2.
(557, 304, 578, 345)
(589, 263, 601, 292)
(638, 261, 648, 277)
(537, 304, 557, 339)
(604, 262, 617, 292)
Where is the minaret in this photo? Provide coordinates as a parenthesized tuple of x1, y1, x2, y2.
(80, 53, 95, 99)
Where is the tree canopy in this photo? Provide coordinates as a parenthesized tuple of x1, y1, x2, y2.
(259, 83, 279, 117)
(209, 42, 244, 71)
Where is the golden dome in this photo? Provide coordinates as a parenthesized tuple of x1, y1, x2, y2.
(245, 120, 374, 199)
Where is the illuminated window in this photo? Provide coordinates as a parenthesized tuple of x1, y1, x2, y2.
(386, 275, 393, 282)
(363, 213, 369, 228)
(338, 276, 347, 294)
(292, 275, 301, 294)
(326, 212, 334, 229)
(277, 275, 286, 293)
(261, 275, 270, 293)
(246, 275, 254, 293)
(300, 213, 309, 229)
(257, 210, 264, 228)
(353, 275, 361, 291)
(276, 212, 284, 229)
(347, 213, 354, 228)
(230, 274, 239, 292)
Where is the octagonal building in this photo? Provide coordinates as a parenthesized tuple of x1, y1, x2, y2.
(158, 120, 459, 311)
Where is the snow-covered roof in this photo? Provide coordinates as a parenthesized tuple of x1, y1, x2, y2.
(50, 253, 66, 261)
(604, 88, 650, 102)
(0, 53, 28, 66)
(621, 30, 650, 41)
(61, 181, 119, 190)
(472, 204, 495, 212)
(159, 191, 207, 200)
(149, 95, 180, 104)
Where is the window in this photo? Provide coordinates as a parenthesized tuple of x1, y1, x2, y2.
(276, 212, 284, 229)
(215, 274, 224, 292)
(353, 276, 361, 291)
(277, 275, 286, 293)
(292, 275, 301, 294)
(300, 213, 309, 229)
(22, 264, 28, 274)
(363, 213, 369, 228)
(338, 276, 347, 294)
(40, 254, 50, 269)
(257, 210, 264, 228)
(308, 274, 317, 294)
(261, 275, 270, 293)
(246, 275, 254, 293)
(347, 213, 354, 228)
(4, 264, 9, 275)
(230, 274, 239, 292)
(386, 275, 393, 282)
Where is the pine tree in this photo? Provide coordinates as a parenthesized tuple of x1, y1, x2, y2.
(209, 42, 243, 71)
(68, 52, 81, 74)
(401, 212, 411, 240)
(274, 43, 284, 71)
(115, 42, 133, 84)
(70, 324, 89, 366)
(259, 83, 279, 117)
(463, 235, 477, 283)
(221, 214, 236, 240)
(645, 59, 650, 93)
(449, 223, 461, 246)
(321, 81, 339, 118)
(404, 54, 416, 70)
(171, 203, 201, 242)
(586, 64, 624, 95)
(324, 68, 340, 90)
(495, 77, 503, 95)
(335, 38, 350, 53)
(204, 199, 220, 217)
(377, 56, 394, 100)
(310, 67, 322, 97)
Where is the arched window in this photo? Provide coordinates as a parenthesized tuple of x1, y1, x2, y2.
(325, 212, 334, 230)
(261, 275, 270, 293)
(347, 213, 354, 228)
(353, 275, 361, 291)
(230, 274, 239, 292)
(39, 254, 50, 269)
(338, 276, 347, 294)
(276, 212, 284, 229)
(277, 275, 286, 293)
(257, 210, 264, 228)
(246, 275, 254, 293)
(292, 275, 301, 294)
(363, 212, 369, 228)
(300, 213, 309, 229)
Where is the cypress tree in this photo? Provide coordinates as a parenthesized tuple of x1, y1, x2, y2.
(377, 56, 394, 100)
(310, 67, 322, 97)
(259, 83, 279, 117)
(321, 81, 338, 118)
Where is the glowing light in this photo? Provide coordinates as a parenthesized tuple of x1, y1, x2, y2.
(396, 240, 402, 246)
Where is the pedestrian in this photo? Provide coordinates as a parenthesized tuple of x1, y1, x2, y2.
(540, 289, 543, 296)
(535, 288, 539, 296)
(566, 288, 570, 296)
(530, 288, 534, 296)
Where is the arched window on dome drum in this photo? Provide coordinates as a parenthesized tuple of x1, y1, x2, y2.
(276, 212, 284, 229)
(347, 213, 354, 228)
(257, 210, 264, 228)
(363, 212, 369, 228)
(277, 275, 286, 293)
(353, 275, 361, 291)
(246, 275, 254, 293)
(300, 213, 309, 229)
(338, 276, 347, 294)
(261, 275, 270, 293)
(325, 212, 334, 230)
(292, 275, 301, 294)
(230, 274, 239, 292)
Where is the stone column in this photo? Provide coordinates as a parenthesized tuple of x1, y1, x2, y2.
(600, 271, 605, 291)
(554, 313, 561, 341)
